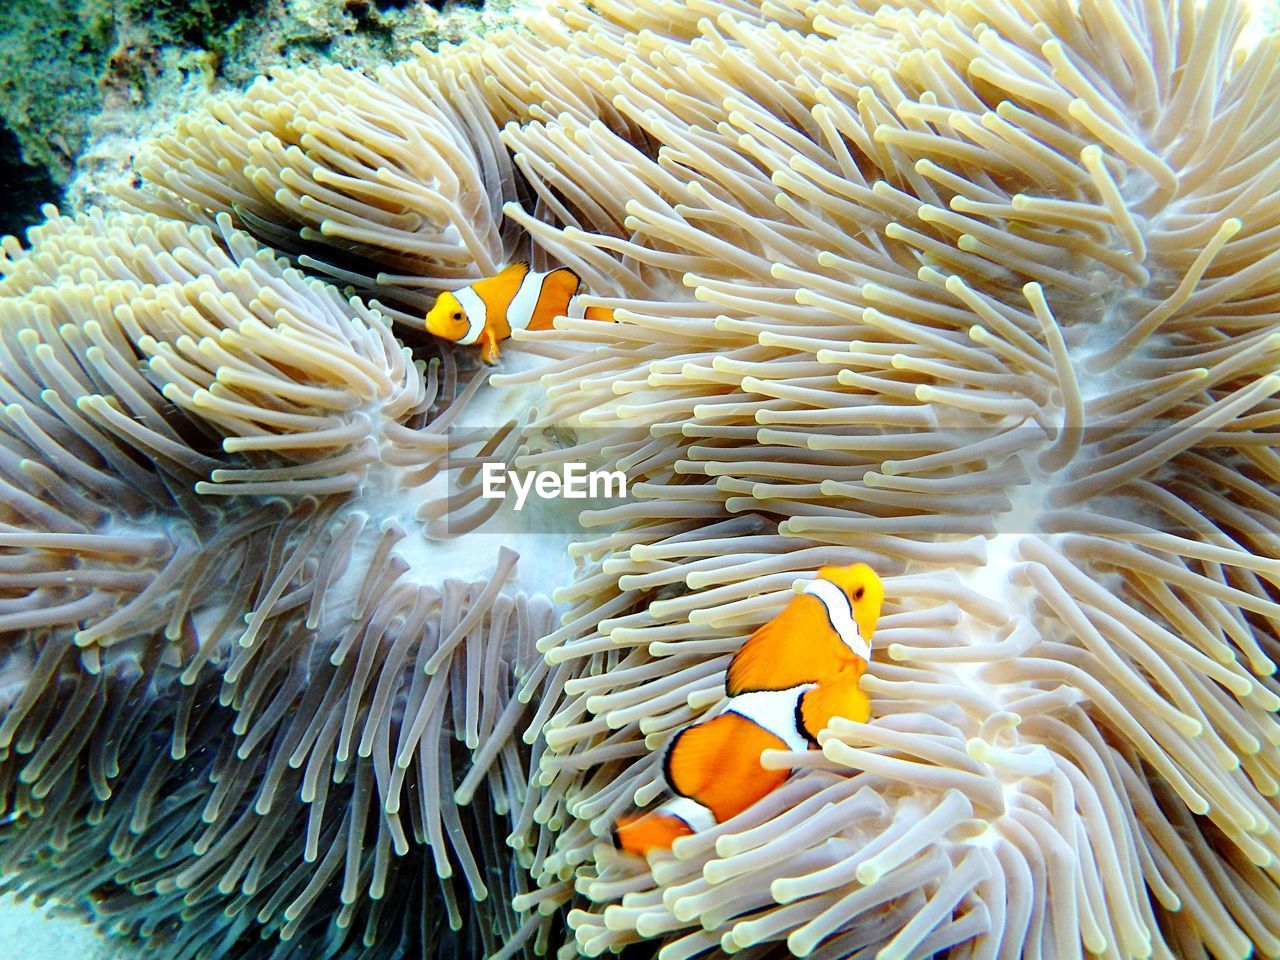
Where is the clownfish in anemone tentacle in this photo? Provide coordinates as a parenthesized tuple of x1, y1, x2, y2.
(613, 564, 884, 858)
(424, 262, 616, 364)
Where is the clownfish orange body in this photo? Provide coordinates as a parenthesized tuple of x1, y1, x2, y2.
(613, 563, 884, 857)
(424, 262, 616, 364)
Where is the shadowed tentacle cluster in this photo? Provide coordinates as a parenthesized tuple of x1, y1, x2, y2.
(0, 209, 557, 957)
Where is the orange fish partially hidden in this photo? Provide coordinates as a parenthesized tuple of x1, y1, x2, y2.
(424, 262, 616, 364)
(613, 563, 884, 857)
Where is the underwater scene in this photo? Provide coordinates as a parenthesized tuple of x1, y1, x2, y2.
(4, 0, 1280, 958)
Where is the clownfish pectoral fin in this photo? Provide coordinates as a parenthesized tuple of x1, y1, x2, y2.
(726, 614, 796, 696)
(473, 262, 532, 316)
(613, 810, 693, 857)
(479, 327, 501, 365)
(798, 677, 871, 740)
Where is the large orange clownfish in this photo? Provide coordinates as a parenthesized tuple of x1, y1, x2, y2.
(424, 262, 615, 364)
(613, 563, 884, 857)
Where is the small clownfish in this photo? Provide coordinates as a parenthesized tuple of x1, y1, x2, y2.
(613, 563, 884, 858)
(424, 262, 616, 364)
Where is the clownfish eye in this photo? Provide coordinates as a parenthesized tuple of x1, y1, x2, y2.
(853, 586, 865, 601)
(452, 311, 463, 321)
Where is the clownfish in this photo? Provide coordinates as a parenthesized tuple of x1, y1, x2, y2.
(613, 563, 884, 857)
(424, 262, 616, 364)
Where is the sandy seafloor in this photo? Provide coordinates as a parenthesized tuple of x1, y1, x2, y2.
(3, 0, 1280, 957)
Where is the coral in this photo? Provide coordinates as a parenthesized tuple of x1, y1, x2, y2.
(3, 0, 1280, 959)
(72, 0, 533, 219)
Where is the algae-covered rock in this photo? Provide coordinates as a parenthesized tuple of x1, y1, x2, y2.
(0, 0, 510, 237)
(0, 1, 259, 181)
(0, 1, 111, 183)
(0, 0, 258, 236)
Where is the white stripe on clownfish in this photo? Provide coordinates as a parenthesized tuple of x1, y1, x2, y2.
(725, 684, 817, 753)
(506, 268, 548, 333)
(660, 796, 716, 833)
(452, 285, 489, 346)
(804, 577, 871, 662)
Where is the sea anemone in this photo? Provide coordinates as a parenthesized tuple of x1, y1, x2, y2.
(0, 207, 559, 957)
(3, 0, 1280, 958)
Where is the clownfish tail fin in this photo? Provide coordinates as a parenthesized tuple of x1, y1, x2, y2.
(583, 305, 617, 323)
(613, 808, 694, 857)
(566, 286, 617, 324)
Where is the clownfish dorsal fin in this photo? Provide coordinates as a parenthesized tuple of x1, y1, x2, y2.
(665, 712, 789, 822)
(665, 714, 749, 803)
(725, 616, 791, 696)
(727, 591, 854, 696)
(472, 261, 532, 309)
